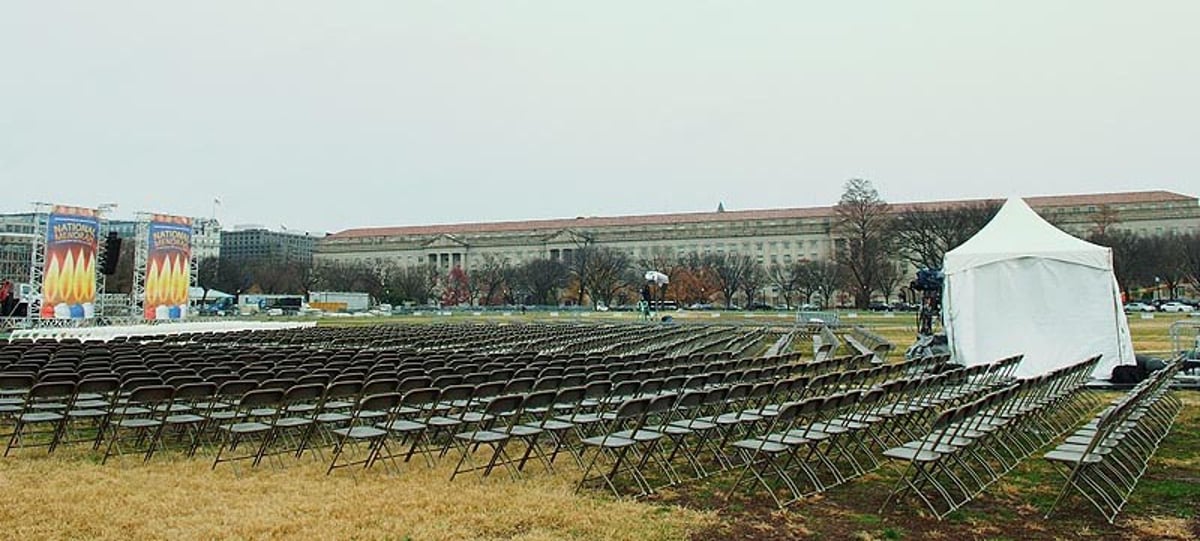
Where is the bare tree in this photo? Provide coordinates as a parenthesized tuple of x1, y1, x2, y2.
(1090, 204, 1121, 237)
(566, 237, 601, 306)
(313, 260, 384, 298)
(1144, 234, 1188, 298)
(213, 257, 254, 302)
(585, 246, 631, 308)
(196, 256, 220, 304)
(515, 258, 567, 305)
(468, 253, 510, 306)
(767, 262, 803, 309)
(808, 260, 842, 309)
(875, 260, 906, 304)
(834, 178, 893, 308)
(706, 252, 752, 308)
(1089, 229, 1152, 296)
(893, 202, 1000, 269)
(740, 260, 767, 307)
(1184, 232, 1200, 293)
(385, 264, 438, 305)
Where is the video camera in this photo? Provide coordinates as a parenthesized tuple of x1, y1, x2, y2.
(910, 268, 944, 336)
(910, 268, 944, 292)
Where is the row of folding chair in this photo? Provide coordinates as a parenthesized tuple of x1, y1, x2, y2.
(574, 357, 964, 500)
(719, 363, 1006, 508)
(879, 355, 1100, 520)
(1043, 359, 1183, 523)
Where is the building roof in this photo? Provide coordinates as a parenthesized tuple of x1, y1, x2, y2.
(327, 190, 1196, 240)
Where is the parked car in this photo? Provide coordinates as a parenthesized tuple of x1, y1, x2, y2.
(1123, 302, 1156, 312)
(867, 302, 892, 312)
(748, 303, 774, 311)
(1159, 301, 1195, 313)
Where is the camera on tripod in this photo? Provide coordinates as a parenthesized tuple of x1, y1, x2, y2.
(910, 268, 944, 293)
(910, 268, 944, 336)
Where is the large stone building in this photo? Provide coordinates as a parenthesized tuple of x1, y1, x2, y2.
(220, 226, 317, 265)
(315, 191, 1200, 276)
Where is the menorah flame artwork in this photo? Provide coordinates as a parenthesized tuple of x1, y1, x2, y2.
(40, 206, 99, 319)
(143, 216, 193, 320)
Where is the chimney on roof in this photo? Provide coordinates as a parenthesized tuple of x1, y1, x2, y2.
(717, 202, 726, 213)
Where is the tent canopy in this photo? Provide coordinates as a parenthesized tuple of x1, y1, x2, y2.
(942, 198, 1134, 379)
(189, 286, 232, 300)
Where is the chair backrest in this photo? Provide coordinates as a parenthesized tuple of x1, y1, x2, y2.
(28, 381, 76, 401)
(472, 381, 506, 401)
(126, 384, 175, 405)
(400, 387, 441, 410)
(503, 378, 536, 394)
(522, 389, 558, 414)
(284, 383, 326, 403)
(172, 382, 217, 401)
(324, 381, 362, 401)
(484, 393, 524, 417)
(216, 380, 259, 399)
(439, 384, 473, 403)
(644, 393, 677, 421)
(583, 380, 611, 400)
(259, 378, 296, 390)
(0, 373, 36, 391)
(238, 388, 285, 408)
(362, 378, 399, 396)
(356, 392, 403, 421)
(398, 376, 433, 393)
(76, 377, 120, 395)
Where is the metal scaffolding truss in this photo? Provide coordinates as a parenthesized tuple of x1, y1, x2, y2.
(24, 203, 51, 324)
(131, 214, 151, 320)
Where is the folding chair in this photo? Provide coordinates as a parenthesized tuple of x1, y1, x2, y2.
(576, 397, 652, 497)
(101, 385, 175, 464)
(449, 394, 526, 480)
(164, 382, 219, 457)
(61, 376, 120, 450)
(212, 388, 285, 471)
(377, 387, 441, 467)
(726, 400, 807, 507)
(4, 381, 76, 456)
(265, 383, 326, 460)
(328, 392, 404, 475)
(522, 386, 584, 467)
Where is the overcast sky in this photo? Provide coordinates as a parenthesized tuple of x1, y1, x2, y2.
(2, 2, 1197, 233)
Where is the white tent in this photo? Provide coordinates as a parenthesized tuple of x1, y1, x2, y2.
(942, 198, 1134, 379)
(189, 286, 232, 301)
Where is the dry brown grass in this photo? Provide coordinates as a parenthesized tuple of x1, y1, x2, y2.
(0, 451, 713, 540)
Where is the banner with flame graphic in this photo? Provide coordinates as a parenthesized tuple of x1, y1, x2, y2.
(41, 205, 99, 319)
(143, 215, 193, 320)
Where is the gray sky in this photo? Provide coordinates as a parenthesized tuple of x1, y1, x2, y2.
(2, 1, 1197, 234)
